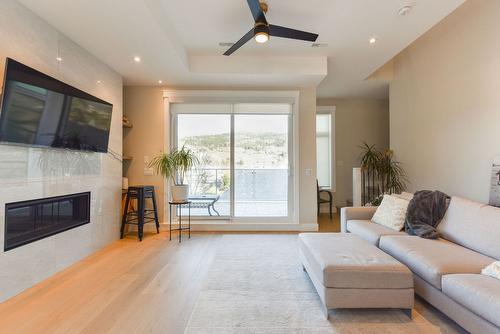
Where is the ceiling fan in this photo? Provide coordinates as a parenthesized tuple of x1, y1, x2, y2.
(223, 0, 319, 56)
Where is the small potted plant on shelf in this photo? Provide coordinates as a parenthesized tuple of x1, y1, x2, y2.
(149, 146, 198, 202)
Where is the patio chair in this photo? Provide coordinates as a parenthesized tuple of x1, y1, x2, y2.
(188, 194, 220, 216)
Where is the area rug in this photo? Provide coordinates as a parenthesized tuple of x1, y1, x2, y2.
(185, 234, 452, 334)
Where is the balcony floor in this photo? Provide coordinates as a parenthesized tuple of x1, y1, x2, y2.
(179, 200, 288, 217)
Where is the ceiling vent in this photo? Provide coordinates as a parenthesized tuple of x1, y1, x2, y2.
(311, 43, 328, 48)
(219, 42, 235, 47)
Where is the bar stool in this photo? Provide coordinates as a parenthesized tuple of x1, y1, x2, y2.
(121, 185, 160, 241)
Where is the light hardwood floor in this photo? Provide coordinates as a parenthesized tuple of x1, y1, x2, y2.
(318, 212, 341, 232)
(0, 232, 220, 334)
(0, 227, 465, 334)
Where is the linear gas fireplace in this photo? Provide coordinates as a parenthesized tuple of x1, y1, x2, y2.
(4, 192, 90, 251)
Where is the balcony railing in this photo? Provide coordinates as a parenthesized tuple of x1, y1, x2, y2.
(184, 168, 288, 216)
(187, 168, 287, 200)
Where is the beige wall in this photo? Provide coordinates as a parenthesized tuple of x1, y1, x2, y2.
(123, 87, 318, 227)
(299, 87, 318, 224)
(390, 0, 499, 203)
(123, 87, 166, 222)
(317, 98, 390, 207)
(0, 0, 123, 302)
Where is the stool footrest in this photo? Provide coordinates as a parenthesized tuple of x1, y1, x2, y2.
(124, 217, 157, 224)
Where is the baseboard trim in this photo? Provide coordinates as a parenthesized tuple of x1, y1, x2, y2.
(137, 222, 318, 232)
(188, 223, 318, 232)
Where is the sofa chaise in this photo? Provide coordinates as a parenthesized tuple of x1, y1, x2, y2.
(299, 233, 414, 319)
(341, 196, 500, 334)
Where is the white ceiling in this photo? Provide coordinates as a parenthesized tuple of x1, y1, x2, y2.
(18, 0, 465, 98)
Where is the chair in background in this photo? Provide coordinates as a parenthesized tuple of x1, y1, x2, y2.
(317, 180, 333, 219)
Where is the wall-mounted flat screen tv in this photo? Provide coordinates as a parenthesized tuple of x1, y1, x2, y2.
(0, 58, 113, 153)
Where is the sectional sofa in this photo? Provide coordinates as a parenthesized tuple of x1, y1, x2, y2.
(341, 196, 500, 334)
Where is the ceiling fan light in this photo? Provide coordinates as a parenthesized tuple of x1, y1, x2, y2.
(254, 23, 270, 44)
(255, 32, 269, 43)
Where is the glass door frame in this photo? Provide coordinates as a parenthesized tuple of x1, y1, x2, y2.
(165, 90, 300, 224)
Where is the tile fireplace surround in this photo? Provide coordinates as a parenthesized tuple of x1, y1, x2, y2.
(0, 0, 123, 302)
(0, 147, 122, 302)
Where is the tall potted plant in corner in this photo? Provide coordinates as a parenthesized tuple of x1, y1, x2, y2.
(149, 146, 198, 202)
(359, 143, 382, 204)
(359, 143, 408, 205)
(378, 149, 408, 195)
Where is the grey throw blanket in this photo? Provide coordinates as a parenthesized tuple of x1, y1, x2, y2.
(404, 190, 450, 239)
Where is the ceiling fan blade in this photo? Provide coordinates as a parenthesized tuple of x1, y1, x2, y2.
(247, 0, 267, 24)
(269, 24, 318, 42)
(223, 28, 255, 56)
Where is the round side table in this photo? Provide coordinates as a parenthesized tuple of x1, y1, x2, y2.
(168, 201, 191, 242)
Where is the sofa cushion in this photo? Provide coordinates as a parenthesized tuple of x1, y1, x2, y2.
(346, 220, 406, 246)
(340, 207, 378, 233)
(379, 236, 494, 289)
(438, 196, 500, 259)
(442, 274, 500, 328)
(299, 233, 413, 289)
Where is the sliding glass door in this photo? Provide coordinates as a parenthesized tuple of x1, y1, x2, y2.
(234, 114, 289, 217)
(172, 103, 293, 220)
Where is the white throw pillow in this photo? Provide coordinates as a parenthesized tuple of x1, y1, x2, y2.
(482, 261, 500, 280)
(371, 194, 410, 231)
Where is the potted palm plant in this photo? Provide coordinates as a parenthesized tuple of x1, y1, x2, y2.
(149, 146, 198, 202)
(378, 149, 408, 195)
(359, 143, 408, 205)
(359, 143, 382, 205)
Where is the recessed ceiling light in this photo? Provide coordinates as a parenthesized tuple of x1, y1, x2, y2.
(97, 80, 103, 84)
(133, 56, 141, 63)
(398, 5, 413, 16)
(369, 37, 377, 45)
(56, 56, 63, 62)
(158, 80, 163, 84)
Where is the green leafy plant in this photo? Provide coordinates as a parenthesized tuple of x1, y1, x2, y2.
(378, 149, 409, 194)
(360, 143, 381, 200)
(149, 146, 198, 186)
(359, 142, 408, 204)
(360, 143, 382, 171)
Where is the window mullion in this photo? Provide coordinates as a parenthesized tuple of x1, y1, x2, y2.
(230, 107, 235, 219)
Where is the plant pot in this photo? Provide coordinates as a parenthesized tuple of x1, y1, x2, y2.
(171, 185, 189, 202)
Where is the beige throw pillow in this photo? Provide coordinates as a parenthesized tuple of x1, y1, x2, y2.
(482, 261, 500, 280)
(371, 194, 410, 231)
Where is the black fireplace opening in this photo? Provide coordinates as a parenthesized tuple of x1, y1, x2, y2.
(4, 192, 90, 251)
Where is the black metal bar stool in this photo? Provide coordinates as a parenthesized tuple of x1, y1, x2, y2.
(121, 185, 160, 241)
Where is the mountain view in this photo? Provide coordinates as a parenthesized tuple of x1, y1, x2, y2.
(180, 132, 288, 196)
